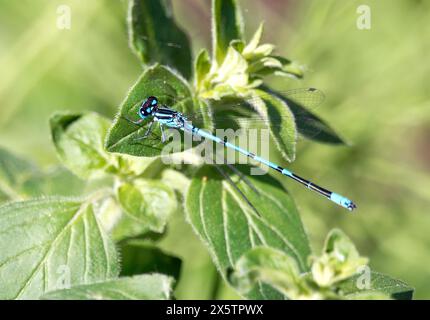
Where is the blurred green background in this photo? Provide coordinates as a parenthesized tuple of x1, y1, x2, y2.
(0, 0, 429, 299)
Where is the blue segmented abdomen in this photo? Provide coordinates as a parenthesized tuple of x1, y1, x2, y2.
(181, 122, 357, 212)
(281, 168, 293, 177)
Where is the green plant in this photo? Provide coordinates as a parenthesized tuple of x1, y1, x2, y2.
(0, 0, 413, 300)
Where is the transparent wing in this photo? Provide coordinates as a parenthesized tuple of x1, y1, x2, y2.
(184, 88, 338, 141)
(123, 87, 342, 144)
(186, 88, 324, 123)
(222, 88, 325, 111)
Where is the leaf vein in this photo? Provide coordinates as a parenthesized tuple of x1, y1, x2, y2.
(13, 203, 88, 299)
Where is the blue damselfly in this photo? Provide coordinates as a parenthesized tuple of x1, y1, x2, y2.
(122, 90, 357, 211)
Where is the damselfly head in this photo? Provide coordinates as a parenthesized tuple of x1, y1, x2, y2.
(139, 96, 158, 119)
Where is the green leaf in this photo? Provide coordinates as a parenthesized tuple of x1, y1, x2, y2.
(248, 57, 282, 75)
(105, 65, 198, 157)
(41, 274, 173, 300)
(212, 0, 244, 64)
(0, 148, 86, 203)
(249, 56, 304, 80)
(113, 179, 177, 240)
(50, 112, 117, 179)
(22, 167, 86, 199)
(251, 45, 275, 60)
(0, 187, 8, 203)
(266, 88, 346, 145)
(209, 46, 250, 97)
(249, 89, 297, 162)
(311, 229, 368, 287)
(128, 0, 192, 79)
(0, 147, 39, 201)
(0, 198, 119, 299)
(230, 39, 245, 53)
(230, 246, 302, 298)
(345, 291, 391, 300)
(161, 168, 191, 194)
(114, 154, 161, 178)
(271, 56, 305, 79)
(242, 23, 265, 58)
(120, 240, 182, 281)
(193, 98, 215, 133)
(337, 271, 414, 300)
(195, 49, 212, 90)
(185, 165, 311, 299)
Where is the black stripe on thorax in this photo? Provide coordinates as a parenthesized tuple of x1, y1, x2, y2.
(155, 108, 176, 119)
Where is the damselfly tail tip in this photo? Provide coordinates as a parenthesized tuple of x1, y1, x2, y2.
(330, 193, 357, 212)
(347, 201, 357, 212)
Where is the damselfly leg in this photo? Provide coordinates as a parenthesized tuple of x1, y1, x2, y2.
(159, 123, 166, 143)
(134, 120, 155, 141)
(122, 115, 144, 125)
(121, 116, 159, 142)
(211, 149, 259, 195)
(214, 165, 261, 217)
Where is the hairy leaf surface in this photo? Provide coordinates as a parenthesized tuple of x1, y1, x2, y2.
(0, 198, 119, 299)
(186, 165, 310, 299)
(42, 274, 173, 300)
(338, 271, 414, 300)
(106, 65, 198, 157)
(212, 0, 244, 64)
(129, 0, 192, 78)
(50, 112, 117, 179)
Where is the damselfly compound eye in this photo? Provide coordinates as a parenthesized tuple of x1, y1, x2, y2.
(147, 96, 158, 107)
(138, 107, 148, 119)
